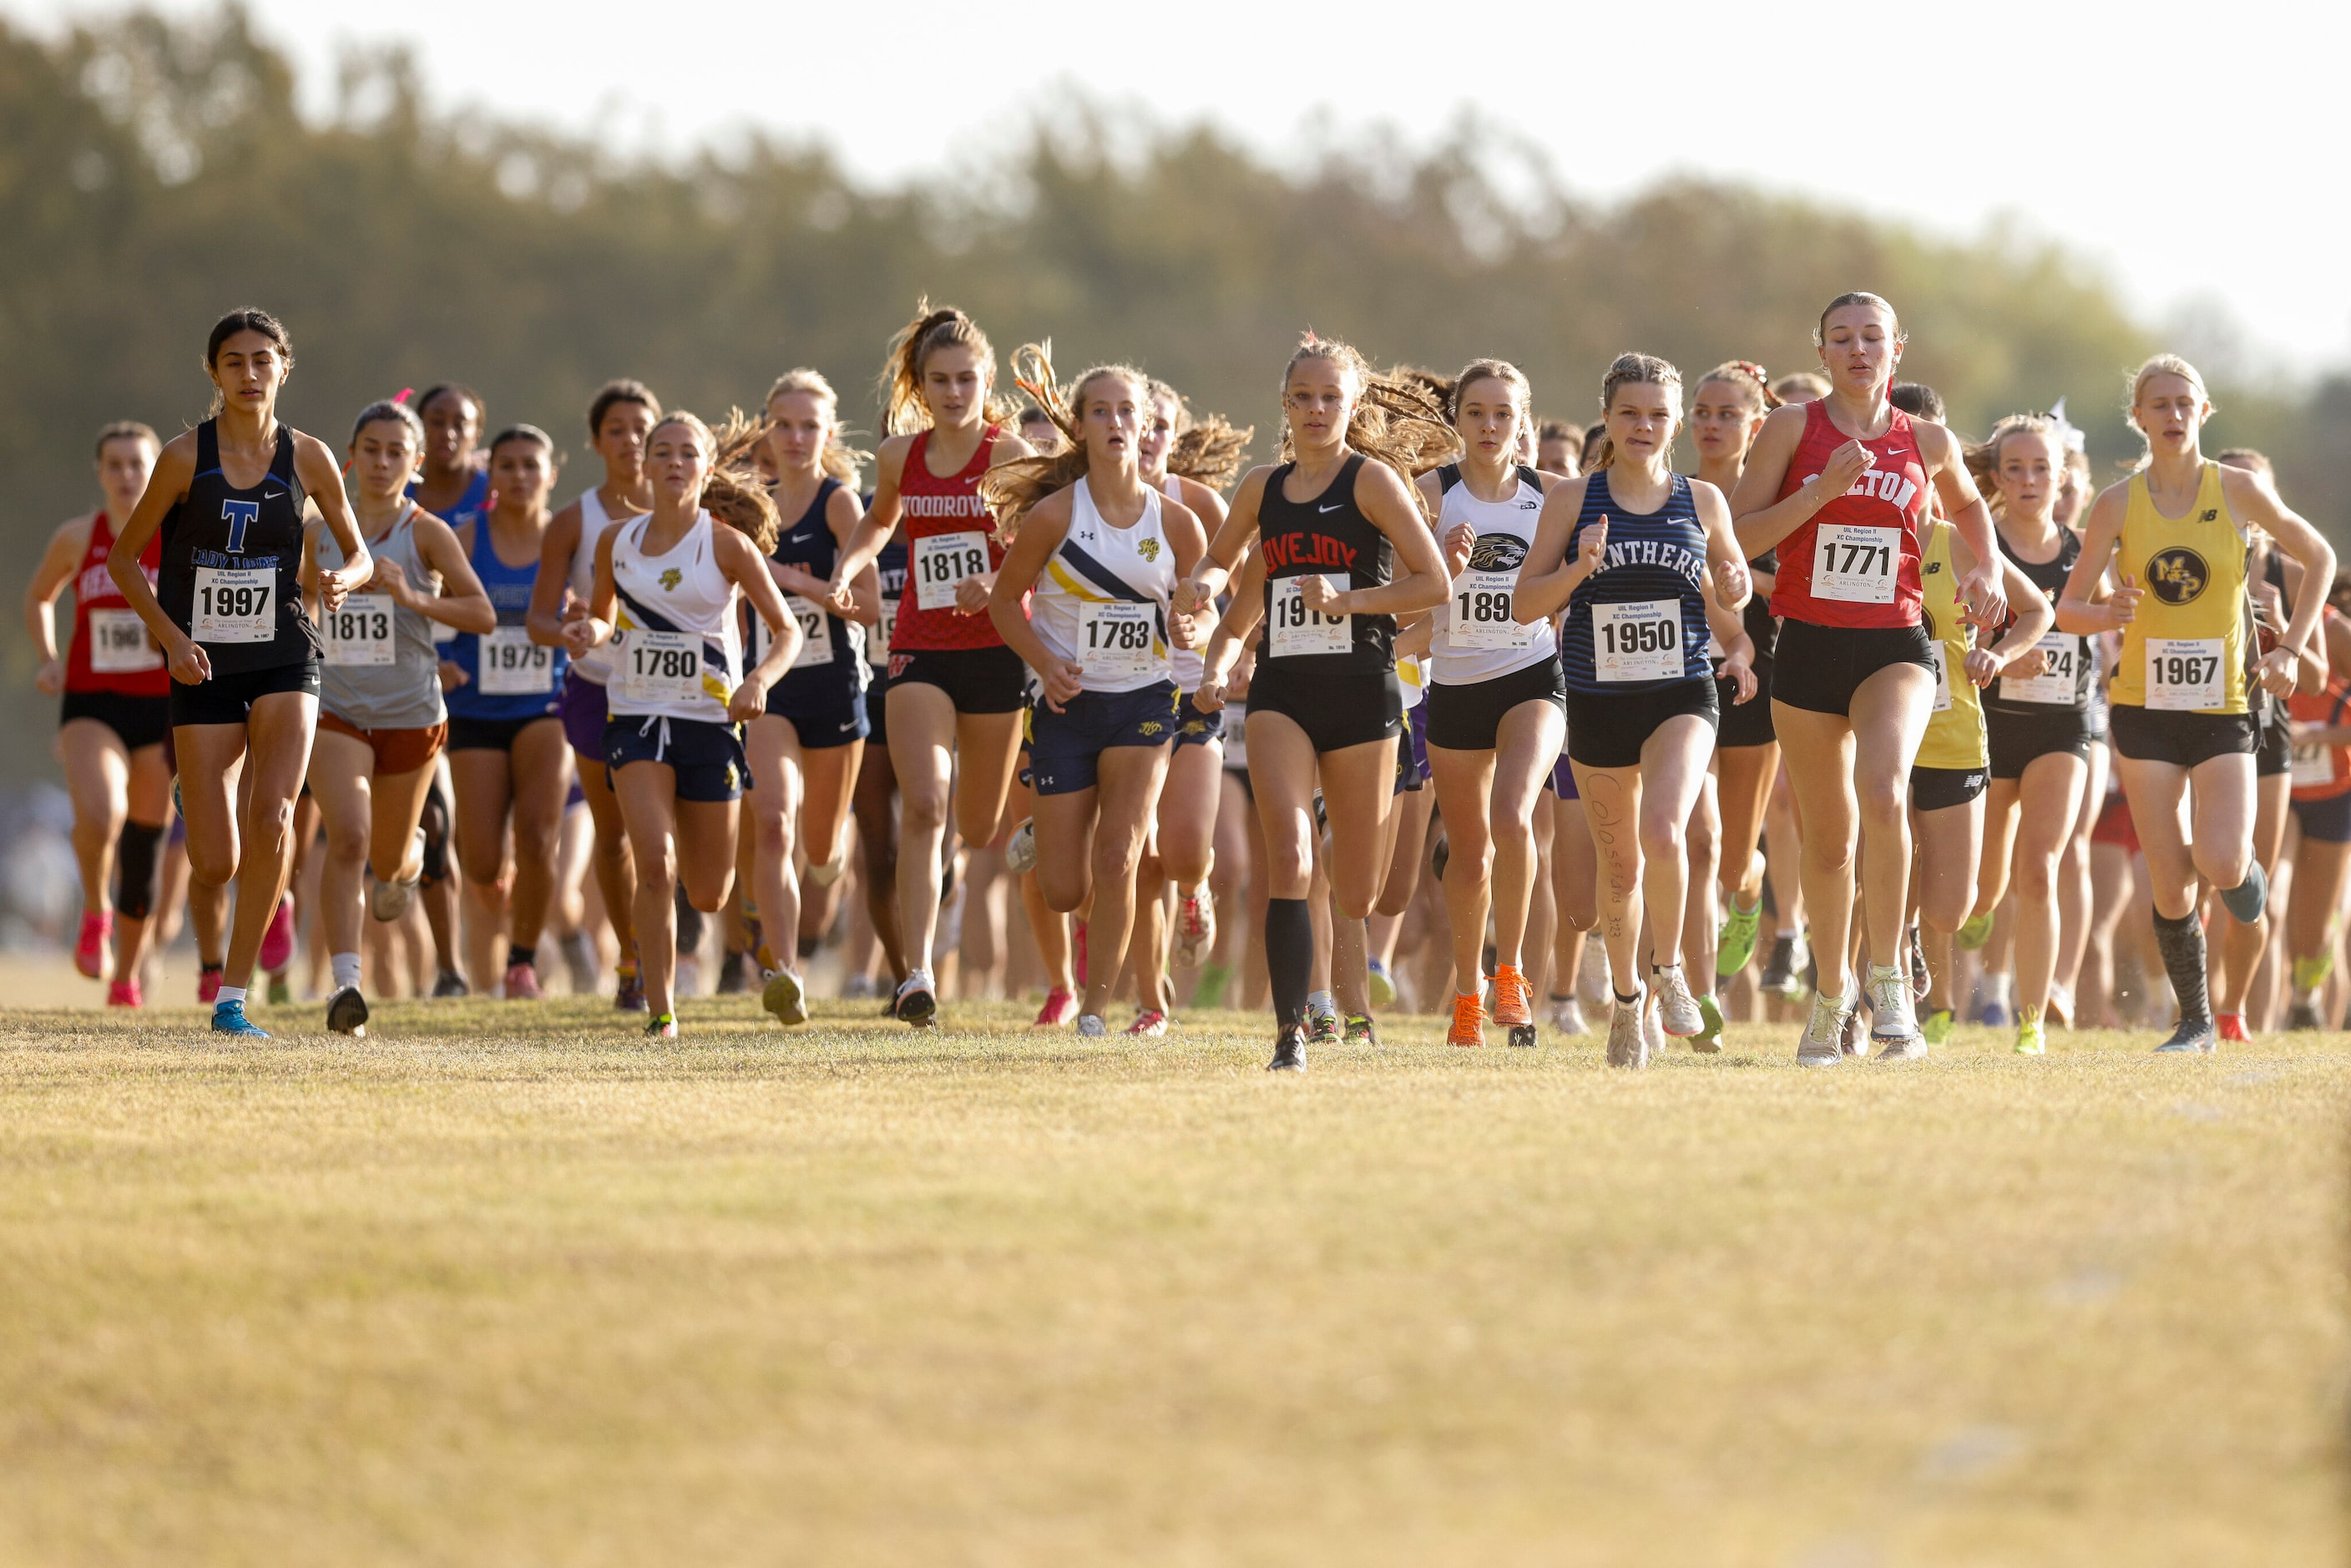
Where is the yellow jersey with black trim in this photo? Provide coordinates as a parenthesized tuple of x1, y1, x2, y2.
(2108, 463, 2247, 714)
(1915, 518, 1987, 771)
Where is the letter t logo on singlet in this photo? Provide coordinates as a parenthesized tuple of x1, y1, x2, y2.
(221, 499, 259, 554)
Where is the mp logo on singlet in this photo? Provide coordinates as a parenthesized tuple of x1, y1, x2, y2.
(2146, 548, 2209, 604)
(221, 499, 259, 553)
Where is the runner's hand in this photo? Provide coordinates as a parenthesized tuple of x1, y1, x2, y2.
(1960, 563, 2009, 630)
(2256, 645, 2298, 699)
(2104, 574, 2145, 630)
(370, 556, 412, 608)
(1191, 678, 1224, 714)
(1299, 574, 1347, 615)
(1716, 648, 1757, 704)
(34, 659, 63, 697)
(169, 632, 212, 686)
(953, 573, 993, 615)
(726, 677, 766, 724)
(1714, 554, 1751, 609)
(1573, 518, 1609, 579)
(1815, 439, 1874, 500)
(1442, 521, 1475, 575)
(1039, 655, 1083, 713)
(1964, 647, 2000, 688)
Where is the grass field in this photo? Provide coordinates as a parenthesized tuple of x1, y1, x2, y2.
(0, 991, 2342, 1565)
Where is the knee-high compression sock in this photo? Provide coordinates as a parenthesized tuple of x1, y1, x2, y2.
(1266, 897, 1312, 1034)
(114, 819, 164, 920)
(2153, 908, 2211, 1025)
(418, 786, 451, 885)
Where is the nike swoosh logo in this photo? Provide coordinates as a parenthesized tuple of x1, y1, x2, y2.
(265, 490, 286, 500)
(1318, 503, 1344, 513)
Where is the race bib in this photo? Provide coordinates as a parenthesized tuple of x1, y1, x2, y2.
(1814, 524, 1898, 605)
(913, 530, 990, 612)
(786, 596, 832, 669)
(1931, 645, 1954, 714)
(2004, 632, 2081, 706)
(1449, 570, 1531, 651)
(87, 607, 161, 673)
(1079, 600, 1157, 681)
(2292, 743, 2334, 791)
(477, 625, 554, 695)
(321, 594, 396, 668)
(613, 629, 702, 706)
(871, 598, 897, 666)
(192, 565, 275, 644)
(2146, 637, 2224, 711)
(1591, 599, 1684, 683)
(1268, 574, 1350, 659)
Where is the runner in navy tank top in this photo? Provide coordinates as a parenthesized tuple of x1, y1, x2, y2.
(1515, 353, 1756, 1070)
(105, 308, 376, 1037)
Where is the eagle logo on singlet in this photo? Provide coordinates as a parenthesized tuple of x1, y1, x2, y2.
(660, 567, 683, 591)
(1469, 535, 1527, 572)
(1137, 537, 1160, 563)
(2146, 548, 2209, 605)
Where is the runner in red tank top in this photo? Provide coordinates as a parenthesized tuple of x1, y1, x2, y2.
(1730, 291, 2007, 1066)
(23, 422, 176, 1004)
(826, 301, 1035, 1024)
(2284, 601, 2351, 1026)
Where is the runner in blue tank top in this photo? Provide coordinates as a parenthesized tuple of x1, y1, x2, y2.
(1515, 354, 1757, 1069)
(443, 426, 572, 1001)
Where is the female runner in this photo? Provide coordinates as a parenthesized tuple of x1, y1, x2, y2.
(2057, 357, 2333, 1052)
(1189, 336, 1454, 1071)
(444, 425, 571, 999)
(984, 354, 1207, 1035)
(848, 524, 912, 1003)
(1417, 359, 1565, 1049)
(26, 422, 172, 1002)
(568, 413, 801, 1035)
(106, 308, 373, 1035)
(409, 384, 492, 529)
(824, 302, 1034, 1025)
(2284, 585, 2351, 1028)
(529, 379, 661, 1009)
(746, 369, 877, 1026)
(1963, 415, 2096, 1055)
(1514, 353, 1755, 1069)
(1730, 292, 2008, 1065)
(311, 400, 494, 1034)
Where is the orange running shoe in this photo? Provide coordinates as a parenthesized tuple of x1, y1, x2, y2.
(1448, 989, 1487, 1048)
(1492, 964, 1537, 1049)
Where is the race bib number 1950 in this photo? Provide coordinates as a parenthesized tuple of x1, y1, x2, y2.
(1591, 599, 1683, 683)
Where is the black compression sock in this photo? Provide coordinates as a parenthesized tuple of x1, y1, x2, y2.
(1266, 897, 1312, 1033)
(2153, 909, 2211, 1024)
(506, 944, 536, 970)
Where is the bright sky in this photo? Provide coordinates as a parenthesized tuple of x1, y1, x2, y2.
(20, 0, 2343, 377)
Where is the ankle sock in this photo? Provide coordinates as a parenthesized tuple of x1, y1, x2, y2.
(215, 985, 246, 1008)
(331, 953, 361, 990)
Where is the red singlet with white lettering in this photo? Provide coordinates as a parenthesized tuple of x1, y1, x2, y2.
(892, 427, 1020, 653)
(66, 511, 169, 696)
(1767, 401, 1930, 630)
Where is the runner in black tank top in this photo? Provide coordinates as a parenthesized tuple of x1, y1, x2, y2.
(1191, 336, 1452, 1070)
(104, 308, 375, 1037)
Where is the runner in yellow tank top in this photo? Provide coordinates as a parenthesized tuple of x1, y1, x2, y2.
(2058, 354, 2334, 1054)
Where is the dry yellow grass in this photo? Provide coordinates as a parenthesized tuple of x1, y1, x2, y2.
(0, 994, 2341, 1565)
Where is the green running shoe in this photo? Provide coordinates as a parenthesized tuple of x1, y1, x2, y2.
(1921, 1006, 1955, 1046)
(1716, 896, 1762, 978)
(1690, 991, 1725, 1054)
(1343, 1013, 1379, 1045)
(2015, 1016, 2045, 1056)
(1955, 913, 1995, 951)
(1308, 1012, 1339, 1045)
(1367, 958, 1397, 1009)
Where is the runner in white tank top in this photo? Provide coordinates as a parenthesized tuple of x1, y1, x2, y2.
(527, 380, 660, 1009)
(987, 359, 1209, 1036)
(569, 412, 801, 1037)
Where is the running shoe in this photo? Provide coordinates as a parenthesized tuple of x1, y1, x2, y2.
(895, 973, 938, 1028)
(258, 894, 296, 974)
(74, 910, 111, 979)
(1955, 912, 1994, 951)
(1605, 990, 1649, 1070)
(433, 969, 469, 999)
(1842, 1005, 1871, 1059)
(1267, 1024, 1307, 1072)
(1366, 956, 1397, 1010)
(762, 967, 808, 1027)
(1447, 991, 1486, 1049)
(1548, 994, 1589, 1036)
(2216, 1013, 2250, 1043)
(1644, 994, 1666, 1061)
(369, 862, 420, 923)
(2220, 862, 2269, 925)
(1690, 992, 1725, 1055)
(1716, 897, 1761, 978)
(1172, 887, 1216, 969)
(1976, 997, 2012, 1029)
(2156, 1016, 2216, 1054)
(1032, 985, 1076, 1028)
(2286, 999, 2323, 1032)
(265, 975, 291, 1007)
(2014, 1015, 2045, 1056)
(326, 984, 370, 1038)
(1797, 990, 1850, 1068)
(1492, 964, 1534, 1049)
(1921, 1007, 1955, 1046)
(613, 967, 645, 1012)
(1076, 1014, 1109, 1038)
(1006, 818, 1039, 875)
(197, 964, 223, 1004)
(504, 962, 543, 1001)
(1758, 933, 1806, 997)
(1866, 963, 1922, 1055)
(1308, 1011, 1339, 1046)
(211, 999, 269, 1038)
(645, 1012, 679, 1040)
(1125, 1009, 1168, 1038)
(107, 978, 141, 1009)
(1651, 964, 1703, 1037)
(715, 948, 754, 994)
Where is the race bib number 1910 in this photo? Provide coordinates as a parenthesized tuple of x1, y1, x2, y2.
(1268, 575, 1351, 659)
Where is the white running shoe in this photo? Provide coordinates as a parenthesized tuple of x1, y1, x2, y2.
(1549, 994, 1589, 1036)
(1651, 964, 1703, 1037)
(1006, 818, 1039, 875)
(1171, 886, 1216, 969)
(1606, 989, 1649, 1069)
(1076, 1014, 1108, 1038)
(1866, 962, 1922, 1053)
(1797, 990, 1852, 1067)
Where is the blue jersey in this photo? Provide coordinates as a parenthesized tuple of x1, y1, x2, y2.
(1560, 473, 1711, 695)
(408, 466, 490, 533)
(445, 516, 564, 720)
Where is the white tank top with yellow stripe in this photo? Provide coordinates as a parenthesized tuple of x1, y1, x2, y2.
(1917, 518, 1987, 771)
(1029, 476, 1176, 695)
(608, 510, 742, 725)
(2108, 463, 2248, 715)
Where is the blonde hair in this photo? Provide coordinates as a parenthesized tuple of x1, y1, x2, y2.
(1696, 361, 1781, 416)
(1771, 372, 1830, 404)
(764, 367, 871, 485)
(1146, 378, 1251, 492)
(2124, 353, 2213, 468)
(1277, 334, 1459, 512)
(877, 298, 1020, 437)
(979, 344, 1152, 541)
(1583, 353, 1684, 473)
(1813, 291, 1905, 347)
(1443, 358, 1534, 428)
(1964, 412, 2063, 514)
(654, 411, 781, 554)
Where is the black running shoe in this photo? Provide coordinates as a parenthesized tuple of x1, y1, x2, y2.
(2156, 1016, 2217, 1054)
(716, 948, 754, 994)
(1758, 934, 1797, 993)
(325, 984, 369, 1038)
(1267, 1026, 1307, 1072)
(432, 969, 468, 999)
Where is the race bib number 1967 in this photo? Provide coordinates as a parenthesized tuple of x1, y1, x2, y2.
(2146, 637, 2224, 711)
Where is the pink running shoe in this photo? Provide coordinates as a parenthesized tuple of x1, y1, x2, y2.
(1033, 985, 1077, 1028)
(107, 977, 141, 1008)
(257, 894, 296, 974)
(74, 910, 112, 979)
(196, 966, 223, 1004)
(1125, 1008, 1168, 1039)
(504, 961, 543, 1001)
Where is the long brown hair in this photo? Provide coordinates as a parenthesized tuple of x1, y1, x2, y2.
(978, 343, 1150, 542)
(1964, 412, 2062, 515)
(877, 298, 1022, 437)
(1277, 335, 1459, 513)
(655, 410, 781, 554)
(1582, 353, 1684, 473)
(1147, 378, 1251, 491)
